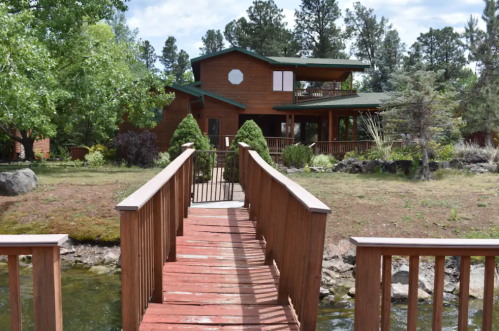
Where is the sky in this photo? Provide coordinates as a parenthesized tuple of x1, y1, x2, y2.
(125, 0, 487, 64)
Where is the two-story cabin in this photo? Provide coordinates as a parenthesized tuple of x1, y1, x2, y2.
(121, 47, 388, 156)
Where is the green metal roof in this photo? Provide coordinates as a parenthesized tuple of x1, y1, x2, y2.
(273, 93, 389, 110)
(191, 46, 369, 69)
(268, 57, 370, 69)
(170, 83, 247, 109)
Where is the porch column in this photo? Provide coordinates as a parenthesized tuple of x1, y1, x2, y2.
(328, 110, 333, 142)
(285, 114, 289, 139)
(291, 114, 295, 140)
(353, 115, 358, 141)
(350, 71, 353, 90)
(344, 116, 350, 141)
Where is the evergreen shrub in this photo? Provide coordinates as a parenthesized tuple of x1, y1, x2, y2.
(282, 145, 313, 168)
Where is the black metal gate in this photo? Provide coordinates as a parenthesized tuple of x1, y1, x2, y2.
(192, 150, 236, 203)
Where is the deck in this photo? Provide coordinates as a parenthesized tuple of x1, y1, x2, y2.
(139, 207, 299, 331)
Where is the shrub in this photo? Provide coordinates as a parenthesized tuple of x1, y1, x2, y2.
(344, 150, 366, 160)
(110, 130, 159, 167)
(282, 145, 313, 168)
(168, 114, 211, 160)
(155, 152, 170, 168)
(454, 142, 499, 163)
(311, 154, 337, 168)
(87, 144, 116, 161)
(225, 120, 272, 182)
(85, 151, 106, 168)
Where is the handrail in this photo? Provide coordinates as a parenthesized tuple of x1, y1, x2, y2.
(1, 234, 68, 331)
(295, 88, 357, 103)
(117, 143, 194, 331)
(238, 142, 331, 331)
(351, 237, 499, 331)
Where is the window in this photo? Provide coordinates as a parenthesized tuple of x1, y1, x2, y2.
(273, 71, 293, 92)
(228, 69, 244, 85)
(207, 117, 221, 148)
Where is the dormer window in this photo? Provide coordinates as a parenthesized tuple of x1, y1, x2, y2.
(273, 71, 293, 92)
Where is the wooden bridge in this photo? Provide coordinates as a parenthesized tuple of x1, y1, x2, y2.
(1, 142, 499, 331)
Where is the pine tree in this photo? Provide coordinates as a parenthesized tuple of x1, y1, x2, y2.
(294, 0, 345, 58)
(160, 36, 178, 75)
(382, 69, 459, 180)
(139, 40, 157, 72)
(463, 0, 499, 145)
(373, 29, 405, 92)
(200, 30, 225, 55)
(174, 50, 192, 84)
(106, 10, 139, 45)
(224, 0, 293, 56)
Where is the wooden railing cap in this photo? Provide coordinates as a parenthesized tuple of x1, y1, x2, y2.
(247, 149, 331, 214)
(182, 142, 194, 148)
(350, 237, 499, 248)
(0, 234, 68, 247)
(116, 148, 195, 211)
(239, 142, 251, 148)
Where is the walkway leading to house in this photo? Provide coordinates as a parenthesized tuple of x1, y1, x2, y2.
(138, 207, 299, 331)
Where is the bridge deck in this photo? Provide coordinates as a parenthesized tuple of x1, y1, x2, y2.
(139, 208, 299, 331)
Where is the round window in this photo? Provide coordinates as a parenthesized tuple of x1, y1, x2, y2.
(228, 69, 244, 85)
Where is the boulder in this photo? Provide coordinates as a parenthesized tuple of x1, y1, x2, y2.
(391, 265, 433, 293)
(360, 160, 379, 174)
(391, 283, 431, 301)
(439, 161, 450, 169)
(323, 260, 354, 274)
(469, 267, 499, 299)
(395, 160, 413, 175)
(385, 161, 397, 174)
(89, 266, 114, 275)
(333, 162, 348, 173)
(477, 163, 497, 172)
(429, 161, 439, 172)
(343, 249, 356, 265)
(0, 169, 37, 196)
(467, 154, 488, 164)
(103, 252, 119, 265)
(322, 295, 336, 304)
(449, 158, 464, 169)
(310, 167, 324, 173)
(286, 168, 303, 174)
(347, 287, 356, 297)
(444, 282, 456, 293)
(323, 240, 354, 260)
(349, 162, 363, 174)
(319, 287, 330, 298)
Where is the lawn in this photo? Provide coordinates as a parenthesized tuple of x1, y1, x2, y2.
(288, 170, 499, 245)
(0, 164, 161, 243)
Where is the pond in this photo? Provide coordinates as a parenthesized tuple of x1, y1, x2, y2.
(1, 264, 498, 330)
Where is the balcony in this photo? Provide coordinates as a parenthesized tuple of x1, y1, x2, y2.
(295, 88, 357, 103)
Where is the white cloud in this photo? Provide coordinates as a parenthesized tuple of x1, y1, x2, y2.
(283, 9, 296, 29)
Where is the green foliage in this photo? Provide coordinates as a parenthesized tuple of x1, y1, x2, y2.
(169, 114, 212, 180)
(226, 120, 273, 182)
(139, 40, 158, 72)
(0, 134, 13, 159)
(84, 151, 107, 168)
(87, 144, 116, 161)
(200, 30, 225, 55)
(344, 150, 366, 160)
(155, 152, 171, 168)
(311, 154, 337, 169)
(282, 145, 313, 168)
(224, 0, 298, 56)
(159, 37, 193, 83)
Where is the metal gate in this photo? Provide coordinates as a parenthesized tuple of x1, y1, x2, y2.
(192, 150, 236, 203)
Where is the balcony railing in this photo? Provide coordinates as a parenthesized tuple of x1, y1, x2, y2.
(295, 88, 357, 103)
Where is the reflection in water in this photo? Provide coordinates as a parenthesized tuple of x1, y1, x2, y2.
(317, 298, 499, 330)
(0, 265, 122, 331)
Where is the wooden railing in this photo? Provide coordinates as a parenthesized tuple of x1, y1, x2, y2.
(1, 234, 68, 331)
(315, 141, 375, 155)
(295, 88, 356, 103)
(238, 142, 331, 331)
(265, 137, 294, 154)
(351, 238, 499, 331)
(116, 143, 194, 331)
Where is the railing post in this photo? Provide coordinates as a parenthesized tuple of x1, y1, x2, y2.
(121, 210, 140, 331)
(152, 190, 164, 303)
(354, 247, 381, 331)
(177, 163, 184, 236)
(168, 175, 177, 261)
(264, 178, 278, 265)
(182, 143, 194, 211)
(244, 148, 252, 208)
(238, 143, 245, 191)
(249, 159, 262, 234)
(8, 255, 22, 331)
(32, 246, 63, 331)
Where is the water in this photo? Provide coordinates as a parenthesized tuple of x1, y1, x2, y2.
(0, 264, 122, 331)
(1, 264, 498, 330)
(317, 298, 499, 330)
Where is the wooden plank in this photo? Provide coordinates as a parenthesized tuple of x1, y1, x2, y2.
(168, 178, 177, 262)
(0, 247, 32, 255)
(407, 256, 419, 331)
(177, 163, 184, 236)
(153, 191, 164, 303)
(482, 256, 495, 331)
(145, 304, 291, 316)
(163, 292, 279, 305)
(458, 256, 470, 331)
(354, 247, 381, 331)
(381, 255, 392, 331)
(142, 314, 295, 324)
(163, 283, 278, 294)
(32, 246, 63, 331)
(264, 179, 278, 265)
(0, 234, 68, 247)
(8, 255, 22, 331)
(351, 237, 499, 249)
(120, 210, 140, 331)
(432, 256, 445, 331)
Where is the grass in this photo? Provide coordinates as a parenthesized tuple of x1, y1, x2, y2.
(0, 164, 161, 243)
(288, 170, 499, 245)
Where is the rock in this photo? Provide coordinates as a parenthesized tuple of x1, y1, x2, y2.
(310, 167, 324, 173)
(444, 282, 456, 293)
(89, 266, 114, 275)
(323, 240, 354, 260)
(118, 254, 121, 268)
(467, 154, 488, 164)
(60, 248, 75, 255)
(286, 168, 303, 174)
(443, 293, 458, 303)
(477, 163, 497, 172)
(469, 267, 499, 299)
(0, 169, 38, 196)
(322, 295, 336, 304)
(385, 161, 397, 174)
(343, 249, 356, 265)
(333, 162, 348, 173)
(19, 255, 32, 263)
(395, 160, 414, 175)
(391, 283, 431, 301)
(103, 252, 119, 265)
(347, 287, 355, 297)
(323, 260, 354, 274)
(429, 161, 439, 172)
(449, 158, 464, 169)
(319, 287, 330, 298)
(349, 162, 363, 174)
(439, 161, 450, 169)
(391, 265, 410, 284)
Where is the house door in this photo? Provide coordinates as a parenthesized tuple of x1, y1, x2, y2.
(207, 117, 221, 150)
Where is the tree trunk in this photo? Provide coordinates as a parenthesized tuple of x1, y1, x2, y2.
(421, 146, 430, 181)
(19, 130, 36, 161)
(485, 126, 492, 147)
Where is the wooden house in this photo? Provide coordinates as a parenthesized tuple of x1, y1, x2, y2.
(120, 47, 388, 156)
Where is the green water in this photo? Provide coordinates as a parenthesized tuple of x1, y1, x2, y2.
(0, 265, 122, 331)
(317, 298, 499, 330)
